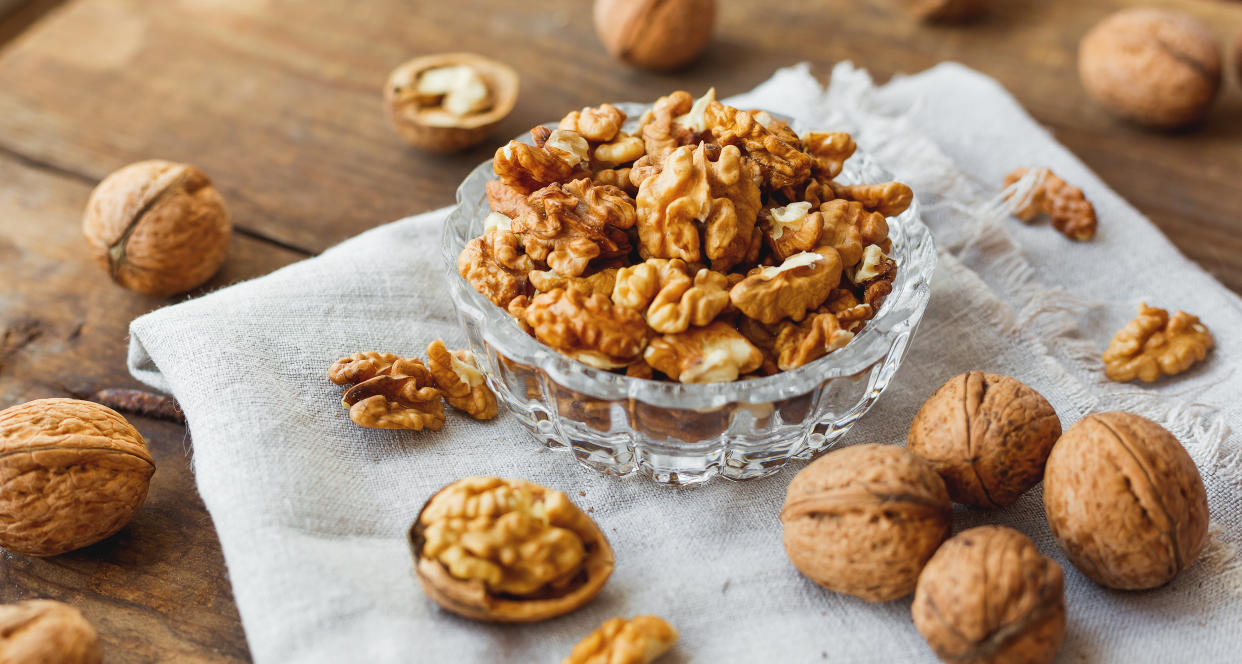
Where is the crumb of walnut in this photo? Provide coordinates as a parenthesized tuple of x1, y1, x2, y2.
(458, 228, 534, 307)
(558, 103, 627, 143)
(705, 101, 812, 189)
(1003, 168, 1097, 241)
(774, 312, 856, 370)
(829, 181, 913, 218)
(513, 178, 637, 277)
(593, 134, 645, 167)
(530, 267, 619, 298)
(426, 340, 498, 420)
(1102, 303, 1213, 382)
(635, 143, 761, 272)
(563, 615, 678, 664)
(730, 248, 843, 325)
(342, 372, 445, 431)
(613, 259, 731, 334)
(592, 168, 638, 195)
(801, 132, 856, 180)
(522, 288, 649, 369)
(494, 127, 591, 194)
(644, 321, 764, 383)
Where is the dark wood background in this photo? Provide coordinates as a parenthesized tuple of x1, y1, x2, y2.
(0, 0, 1238, 660)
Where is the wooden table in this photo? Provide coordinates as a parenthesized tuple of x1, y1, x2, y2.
(0, 0, 1238, 660)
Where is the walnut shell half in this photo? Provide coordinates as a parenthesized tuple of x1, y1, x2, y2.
(385, 53, 519, 152)
(0, 599, 101, 664)
(908, 372, 1062, 508)
(408, 477, 614, 622)
(0, 398, 156, 556)
(780, 443, 951, 602)
(913, 526, 1065, 664)
(1043, 412, 1208, 590)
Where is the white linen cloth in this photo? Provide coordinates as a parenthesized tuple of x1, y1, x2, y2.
(128, 63, 1242, 663)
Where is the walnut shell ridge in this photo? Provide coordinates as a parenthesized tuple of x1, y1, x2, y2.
(780, 443, 952, 602)
(908, 371, 1061, 508)
(1043, 411, 1208, 590)
(912, 526, 1065, 664)
(0, 398, 156, 557)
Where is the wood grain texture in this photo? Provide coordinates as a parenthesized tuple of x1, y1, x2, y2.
(0, 0, 1239, 661)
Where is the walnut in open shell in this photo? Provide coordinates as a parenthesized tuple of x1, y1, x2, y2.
(1043, 411, 1208, 590)
(385, 53, 519, 152)
(408, 476, 614, 622)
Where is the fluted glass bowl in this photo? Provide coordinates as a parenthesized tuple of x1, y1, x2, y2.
(440, 104, 936, 485)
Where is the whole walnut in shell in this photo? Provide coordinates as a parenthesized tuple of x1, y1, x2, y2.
(593, 0, 715, 71)
(82, 160, 231, 297)
(780, 443, 952, 602)
(908, 372, 1062, 508)
(1079, 9, 1222, 129)
(0, 398, 156, 556)
(1043, 411, 1208, 590)
(896, 0, 992, 21)
(0, 599, 101, 664)
(913, 526, 1065, 664)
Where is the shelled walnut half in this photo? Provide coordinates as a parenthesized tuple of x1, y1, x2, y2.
(409, 476, 614, 622)
(564, 615, 678, 664)
(1102, 303, 1213, 382)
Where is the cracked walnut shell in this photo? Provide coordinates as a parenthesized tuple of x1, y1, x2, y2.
(781, 443, 951, 602)
(410, 476, 614, 622)
(564, 615, 678, 664)
(82, 160, 231, 297)
(908, 372, 1062, 508)
(0, 398, 155, 557)
(0, 599, 102, 664)
(1102, 303, 1213, 382)
(385, 53, 519, 152)
(643, 321, 763, 383)
(426, 340, 498, 420)
(913, 526, 1065, 664)
(1043, 412, 1207, 590)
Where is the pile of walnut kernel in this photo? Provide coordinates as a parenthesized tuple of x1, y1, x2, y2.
(458, 89, 912, 383)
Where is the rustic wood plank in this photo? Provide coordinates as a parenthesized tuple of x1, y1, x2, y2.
(0, 153, 307, 662)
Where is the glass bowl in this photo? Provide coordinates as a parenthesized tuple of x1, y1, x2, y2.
(440, 104, 937, 485)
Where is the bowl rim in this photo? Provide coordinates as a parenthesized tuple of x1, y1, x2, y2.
(441, 102, 937, 410)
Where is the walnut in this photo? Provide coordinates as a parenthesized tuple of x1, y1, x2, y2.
(410, 476, 614, 622)
(593, 0, 715, 71)
(1102, 303, 1213, 382)
(896, 0, 992, 21)
(384, 53, 519, 152)
(1043, 412, 1208, 589)
(635, 143, 762, 272)
(0, 599, 101, 664)
(458, 229, 534, 308)
(558, 103, 627, 143)
(530, 267, 619, 298)
(1002, 168, 1097, 241)
(494, 127, 591, 194)
(773, 312, 855, 370)
(329, 351, 425, 386)
(634, 90, 697, 167)
(801, 132, 856, 180)
(820, 288, 873, 331)
(1079, 9, 1221, 129)
(613, 259, 730, 334)
(852, 244, 898, 309)
(513, 179, 636, 277)
(342, 372, 445, 431)
(780, 443, 951, 602)
(819, 199, 885, 268)
(763, 202, 823, 261)
(521, 288, 649, 369)
(593, 135, 645, 167)
(829, 181, 913, 218)
(907, 372, 1062, 508)
(0, 398, 155, 556)
(564, 615, 678, 664)
(426, 340, 498, 420)
(729, 248, 843, 325)
(643, 321, 763, 383)
(705, 101, 812, 189)
(592, 168, 638, 195)
(82, 160, 231, 297)
(912, 526, 1065, 664)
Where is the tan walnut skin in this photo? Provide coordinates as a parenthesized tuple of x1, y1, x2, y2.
(564, 615, 678, 664)
(0, 599, 102, 664)
(907, 371, 1062, 508)
(409, 476, 614, 622)
(1003, 168, 1097, 241)
(426, 340, 499, 420)
(912, 526, 1065, 664)
(82, 160, 231, 297)
(1043, 412, 1208, 590)
(1102, 302, 1213, 382)
(0, 398, 155, 557)
(780, 443, 952, 602)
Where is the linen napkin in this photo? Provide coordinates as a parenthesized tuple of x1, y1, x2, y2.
(128, 62, 1242, 663)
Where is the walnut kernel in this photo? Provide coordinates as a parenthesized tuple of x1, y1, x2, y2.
(564, 615, 678, 664)
(1102, 303, 1213, 382)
